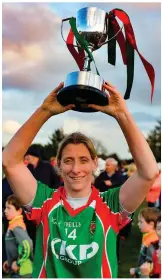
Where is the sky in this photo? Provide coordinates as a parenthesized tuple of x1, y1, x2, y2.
(2, 2, 161, 159)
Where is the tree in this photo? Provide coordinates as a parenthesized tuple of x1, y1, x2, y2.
(44, 129, 65, 159)
(147, 121, 161, 162)
(90, 137, 108, 156)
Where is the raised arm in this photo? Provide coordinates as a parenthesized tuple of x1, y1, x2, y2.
(88, 82, 159, 212)
(2, 83, 74, 205)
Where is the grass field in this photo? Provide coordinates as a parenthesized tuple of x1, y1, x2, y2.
(118, 201, 146, 278)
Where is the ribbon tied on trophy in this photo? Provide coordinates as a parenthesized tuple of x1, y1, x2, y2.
(57, 7, 155, 112)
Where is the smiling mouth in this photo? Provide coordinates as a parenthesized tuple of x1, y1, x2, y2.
(69, 176, 85, 181)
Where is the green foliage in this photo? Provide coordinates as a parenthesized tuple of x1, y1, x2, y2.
(147, 121, 161, 162)
(43, 129, 65, 159)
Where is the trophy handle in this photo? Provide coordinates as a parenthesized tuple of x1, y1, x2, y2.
(61, 18, 78, 48)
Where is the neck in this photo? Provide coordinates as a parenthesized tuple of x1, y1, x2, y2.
(107, 170, 115, 176)
(144, 229, 155, 234)
(9, 215, 22, 223)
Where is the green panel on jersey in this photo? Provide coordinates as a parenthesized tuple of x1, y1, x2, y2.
(33, 181, 55, 208)
(100, 186, 120, 213)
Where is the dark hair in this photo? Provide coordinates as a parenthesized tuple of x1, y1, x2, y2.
(6, 195, 22, 210)
(25, 146, 40, 158)
(139, 207, 160, 228)
(56, 132, 97, 162)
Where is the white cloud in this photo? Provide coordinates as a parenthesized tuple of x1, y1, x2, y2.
(3, 120, 21, 134)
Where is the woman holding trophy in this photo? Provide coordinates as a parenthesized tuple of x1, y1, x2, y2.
(2, 80, 159, 278)
(3, 6, 158, 279)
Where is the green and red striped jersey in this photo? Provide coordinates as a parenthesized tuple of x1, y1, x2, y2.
(26, 181, 130, 278)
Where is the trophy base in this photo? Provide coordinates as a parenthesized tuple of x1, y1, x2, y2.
(57, 85, 108, 113)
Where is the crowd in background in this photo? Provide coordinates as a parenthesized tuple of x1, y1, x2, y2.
(2, 145, 161, 278)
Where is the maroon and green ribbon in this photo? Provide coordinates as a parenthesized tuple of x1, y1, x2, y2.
(108, 8, 155, 101)
(66, 27, 85, 70)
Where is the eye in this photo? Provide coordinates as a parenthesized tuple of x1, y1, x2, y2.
(64, 159, 72, 164)
(81, 158, 88, 163)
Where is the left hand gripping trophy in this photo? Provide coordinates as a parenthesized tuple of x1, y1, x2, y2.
(57, 7, 155, 113)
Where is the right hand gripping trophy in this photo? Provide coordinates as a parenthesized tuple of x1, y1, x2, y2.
(57, 7, 155, 113)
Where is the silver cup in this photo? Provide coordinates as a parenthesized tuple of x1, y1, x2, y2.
(57, 7, 108, 113)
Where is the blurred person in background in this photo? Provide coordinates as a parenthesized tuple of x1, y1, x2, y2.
(130, 207, 160, 278)
(2, 157, 33, 266)
(139, 214, 161, 278)
(3, 195, 33, 278)
(120, 160, 129, 177)
(94, 157, 127, 192)
(127, 162, 137, 177)
(25, 146, 62, 189)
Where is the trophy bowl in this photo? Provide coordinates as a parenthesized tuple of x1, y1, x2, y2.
(57, 7, 108, 113)
(76, 7, 107, 49)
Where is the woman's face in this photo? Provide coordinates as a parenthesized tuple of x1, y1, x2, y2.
(59, 143, 97, 197)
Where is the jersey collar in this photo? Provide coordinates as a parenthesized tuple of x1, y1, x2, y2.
(57, 186, 99, 216)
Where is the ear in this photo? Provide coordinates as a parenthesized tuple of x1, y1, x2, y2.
(18, 208, 22, 215)
(149, 221, 155, 229)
